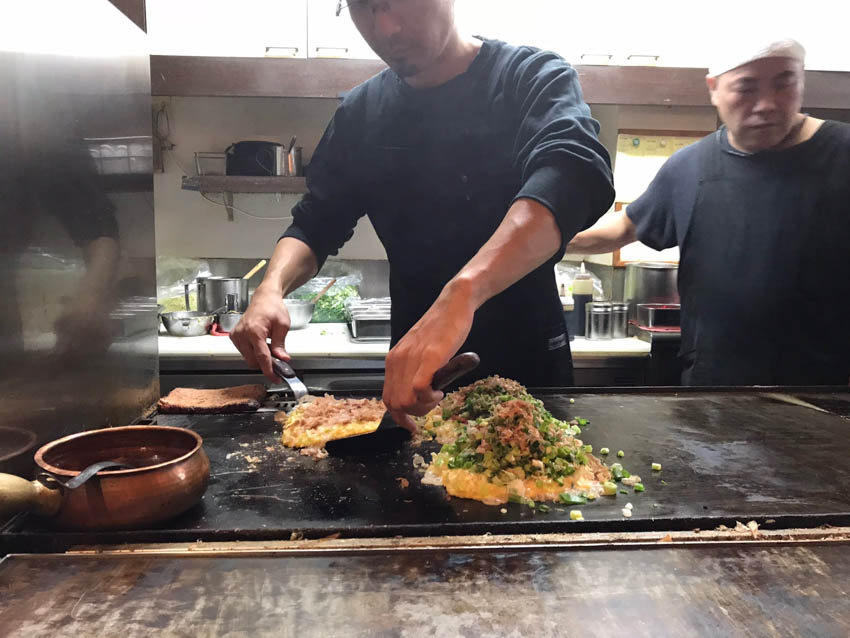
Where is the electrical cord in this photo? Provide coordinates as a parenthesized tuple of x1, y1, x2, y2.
(199, 191, 294, 221)
(162, 137, 293, 222)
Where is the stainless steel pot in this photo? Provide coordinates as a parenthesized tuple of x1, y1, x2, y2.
(623, 262, 679, 320)
(161, 311, 214, 337)
(198, 277, 249, 313)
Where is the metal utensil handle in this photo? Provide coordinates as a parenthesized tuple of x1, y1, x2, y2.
(432, 352, 480, 391)
(41, 460, 130, 491)
(272, 357, 296, 380)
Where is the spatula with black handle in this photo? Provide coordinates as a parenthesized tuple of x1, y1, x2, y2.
(326, 352, 480, 457)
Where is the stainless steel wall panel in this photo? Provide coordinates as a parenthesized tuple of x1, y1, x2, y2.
(0, 1, 157, 477)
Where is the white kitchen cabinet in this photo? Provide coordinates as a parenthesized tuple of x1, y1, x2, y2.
(307, 0, 381, 60)
(145, 0, 849, 72)
(146, 0, 307, 58)
(455, 1, 665, 67)
(649, 1, 850, 72)
(456, 1, 575, 59)
(456, 0, 848, 72)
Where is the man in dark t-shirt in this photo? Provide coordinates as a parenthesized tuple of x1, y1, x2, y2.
(567, 39, 850, 386)
(232, 1, 614, 429)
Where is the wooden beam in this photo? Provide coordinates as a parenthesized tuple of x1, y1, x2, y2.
(150, 55, 850, 110)
(151, 56, 387, 98)
(576, 65, 710, 107)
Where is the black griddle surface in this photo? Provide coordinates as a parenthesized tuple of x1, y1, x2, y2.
(3, 390, 850, 552)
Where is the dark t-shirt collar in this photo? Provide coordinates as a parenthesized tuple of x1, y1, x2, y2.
(394, 36, 494, 97)
(717, 117, 829, 158)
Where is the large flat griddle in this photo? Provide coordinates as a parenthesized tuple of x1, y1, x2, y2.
(3, 389, 850, 553)
(1, 542, 849, 636)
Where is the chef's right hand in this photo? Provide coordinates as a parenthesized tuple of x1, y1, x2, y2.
(230, 287, 290, 382)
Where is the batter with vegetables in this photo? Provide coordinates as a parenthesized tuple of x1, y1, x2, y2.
(418, 376, 639, 508)
(231, 0, 614, 430)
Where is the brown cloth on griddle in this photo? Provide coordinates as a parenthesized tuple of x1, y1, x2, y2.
(158, 385, 266, 414)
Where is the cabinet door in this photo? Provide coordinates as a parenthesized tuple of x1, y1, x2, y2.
(455, 1, 572, 58)
(455, 1, 664, 67)
(146, 0, 307, 58)
(646, 1, 848, 71)
(307, 0, 380, 59)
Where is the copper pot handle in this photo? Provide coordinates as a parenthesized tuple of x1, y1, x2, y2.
(0, 473, 63, 519)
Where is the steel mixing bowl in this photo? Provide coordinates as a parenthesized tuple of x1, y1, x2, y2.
(161, 311, 215, 337)
(284, 300, 315, 330)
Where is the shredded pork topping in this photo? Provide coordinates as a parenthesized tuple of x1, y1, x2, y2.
(288, 394, 385, 431)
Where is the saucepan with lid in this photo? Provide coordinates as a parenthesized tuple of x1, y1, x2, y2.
(0, 425, 209, 530)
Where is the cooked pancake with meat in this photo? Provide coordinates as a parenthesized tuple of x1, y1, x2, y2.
(276, 395, 386, 448)
(158, 385, 266, 414)
(418, 377, 614, 507)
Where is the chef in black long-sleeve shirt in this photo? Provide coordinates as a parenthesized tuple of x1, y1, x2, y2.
(232, 0, 614, 431)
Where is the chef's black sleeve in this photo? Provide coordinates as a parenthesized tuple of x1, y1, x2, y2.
(506, 49, 615, 254)
(624, 166, 678, 251)
(280, 105, 366, 270)
(625, 145, 701, 251)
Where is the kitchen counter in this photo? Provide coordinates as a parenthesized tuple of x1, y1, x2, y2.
(159, 324, 652, 390)
(159, 323, 651, 362)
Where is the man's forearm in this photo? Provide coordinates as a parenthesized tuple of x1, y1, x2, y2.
(81, 237, 120, 294)
(565, 210, 637, 254)
(446, 198, 562, 309)
(255, 237, 320, 297)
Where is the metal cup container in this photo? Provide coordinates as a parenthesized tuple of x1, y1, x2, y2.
(611, 302, 629, 338)
(216, 293, 243, 333)
(585, 302, 613, 340)
(287, 147, 303, 177)
(216, 312, 243, 333)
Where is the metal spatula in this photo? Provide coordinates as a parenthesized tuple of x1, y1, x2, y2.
(326, 352, 480, 457)
(270, 357, 309, 400)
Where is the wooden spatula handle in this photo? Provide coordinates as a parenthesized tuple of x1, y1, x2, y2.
(0, 473, 63, 518)
(432, 352, 480, 391)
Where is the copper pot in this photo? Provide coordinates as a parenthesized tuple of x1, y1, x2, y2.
(0, 425, 209, 530)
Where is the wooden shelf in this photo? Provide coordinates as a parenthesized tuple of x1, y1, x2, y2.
(151, 55, 850, 109)
(152, 56, 386, 99)
(181, 175, 308, 194)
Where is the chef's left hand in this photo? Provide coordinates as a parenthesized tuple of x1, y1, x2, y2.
(383, 280, 477, 433)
